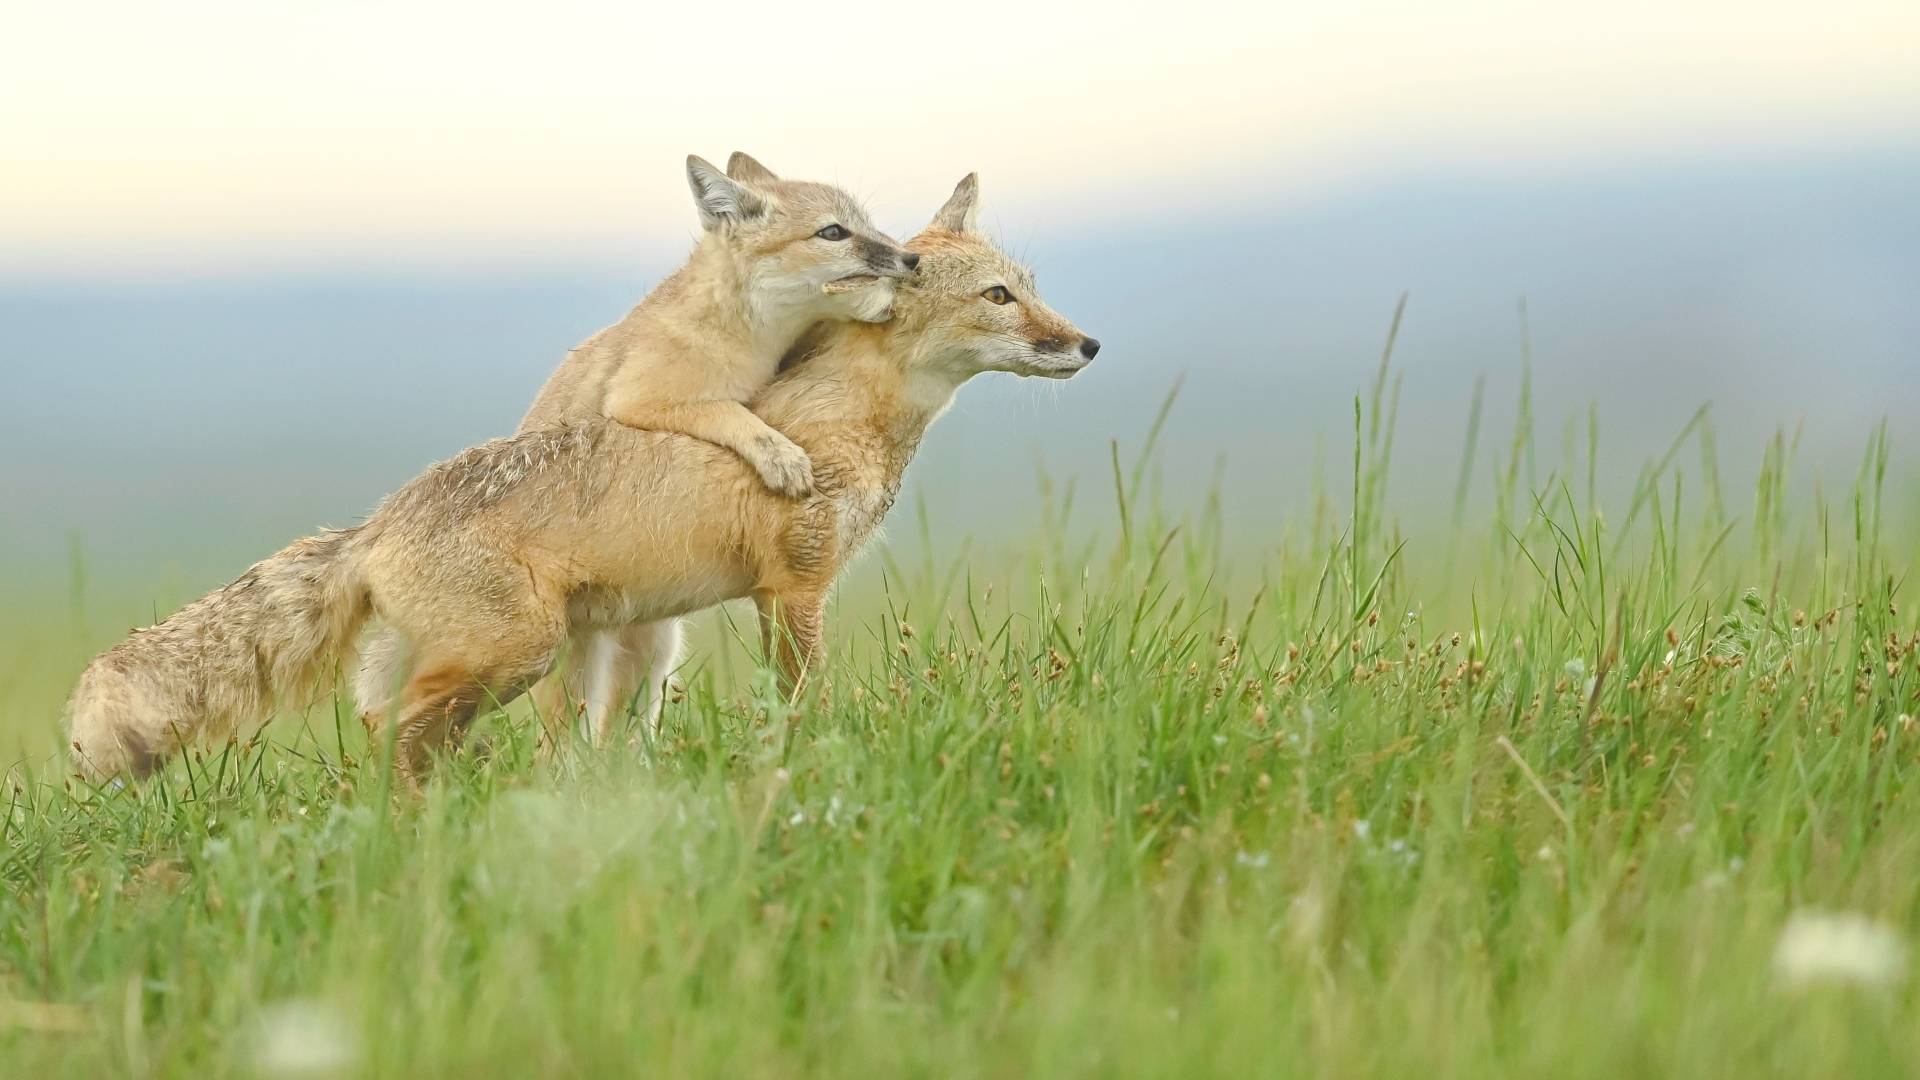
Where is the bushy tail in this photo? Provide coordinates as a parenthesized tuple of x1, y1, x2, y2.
(66, 529, 371, 780)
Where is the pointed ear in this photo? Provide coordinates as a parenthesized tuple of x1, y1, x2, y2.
(726, 152, 780, 186)
(929, 173, 980, 233)
(686, 154, 768, 229)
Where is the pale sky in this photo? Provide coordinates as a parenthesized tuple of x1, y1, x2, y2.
(4, 0, 1917, 273)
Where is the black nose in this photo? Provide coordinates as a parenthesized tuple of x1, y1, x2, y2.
(901, 252, 921, 272)
(1079, 337, 1101, 359)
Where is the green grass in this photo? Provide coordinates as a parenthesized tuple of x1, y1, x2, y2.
(3, 350, 1918, 1077)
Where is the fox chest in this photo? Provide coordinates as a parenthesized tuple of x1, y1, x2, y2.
(835, 487, 893, 552)
(771, 486, 892, 583)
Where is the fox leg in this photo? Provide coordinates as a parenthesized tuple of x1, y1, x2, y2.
(601, 618, 683, 744)
(601, 393, 814, 497)
(353, 624, 415, 736)
(526, 662, 580, 750)
(525, 629, 596, 746)
(754, 590, 827, 698)
(577, 629, 626, 747)
(391, 664, 490, 784)
(546, 619, 685, 750)
(524, 619, 676, 751)
(392, 641, 558, 785)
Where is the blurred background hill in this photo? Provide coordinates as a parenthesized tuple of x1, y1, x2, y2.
(4, 0, 1916, 599)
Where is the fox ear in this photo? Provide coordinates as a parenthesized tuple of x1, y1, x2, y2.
(726, 152, 780, 186)
(687, 154, 768, 229)
(930, 173, 980, 233)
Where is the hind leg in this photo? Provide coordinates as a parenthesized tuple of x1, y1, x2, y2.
(354, 623, 415, 736)
(392, 635, 558, 785)
(527, 630, 591, 749)
(391, 664, 488, 784)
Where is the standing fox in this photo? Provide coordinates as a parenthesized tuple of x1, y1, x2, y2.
(65, 176, 1097, 781)
(357, 152, 915, 733)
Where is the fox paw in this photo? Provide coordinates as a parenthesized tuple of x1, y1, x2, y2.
(749, 434, 816, 498)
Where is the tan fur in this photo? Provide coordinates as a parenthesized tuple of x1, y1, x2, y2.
(363, 153, 912, 740)
(65, 177, 1094, 783)
(521, 153, 915, 495)
(65, 532, 368, 778)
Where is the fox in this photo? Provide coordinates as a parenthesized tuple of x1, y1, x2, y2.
(356, 151, 915, 736)
(522, 152, 918, 495)
(64, 174, 1099, 783)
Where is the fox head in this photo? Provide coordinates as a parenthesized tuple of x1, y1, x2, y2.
(685, 153, 916, 329)
(889, 175, 1100, 381)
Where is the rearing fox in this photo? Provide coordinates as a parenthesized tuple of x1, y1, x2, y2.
(527, 151, 917, 493)
(357, 153, 915, 732)
(66, 175, 1098, 781)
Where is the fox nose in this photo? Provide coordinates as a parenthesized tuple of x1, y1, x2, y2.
(1079, 337, 1101, 360)
(901, 252, 921, 272)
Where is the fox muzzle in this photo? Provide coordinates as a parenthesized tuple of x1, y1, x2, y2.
(855, 235, 920, 280)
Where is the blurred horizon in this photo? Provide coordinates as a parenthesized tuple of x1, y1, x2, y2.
(7, 0, 1919, 275)
(3, 0, 1918, 606)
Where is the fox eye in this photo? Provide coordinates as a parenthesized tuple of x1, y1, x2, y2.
(815, 224, 851, 241)
(982, 285, 1014, 305)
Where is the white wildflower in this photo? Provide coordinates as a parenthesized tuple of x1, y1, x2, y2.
(1773, 911, 1907, 989)
(1287, 888, 1327, 953)
(248, 999, 358, 1076)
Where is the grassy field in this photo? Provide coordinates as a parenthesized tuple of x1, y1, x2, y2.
(3, 350, 1918, 1077)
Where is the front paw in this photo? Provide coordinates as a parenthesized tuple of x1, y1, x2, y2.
(749, 435, 815, 497)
